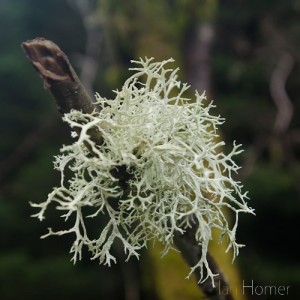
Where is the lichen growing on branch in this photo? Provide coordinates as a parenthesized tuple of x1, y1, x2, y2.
(31, 57, 254, 284)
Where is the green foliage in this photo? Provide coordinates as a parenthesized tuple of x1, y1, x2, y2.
(1, 0, 300, 298)
(0, 252, 121, 300)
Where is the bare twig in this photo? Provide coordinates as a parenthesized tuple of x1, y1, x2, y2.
(21, 38, 95, 114)
(270, 52, 294, 135)
(21, 38, 103, 146)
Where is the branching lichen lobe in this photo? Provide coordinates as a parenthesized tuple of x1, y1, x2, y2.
(30, 57, 254, 291)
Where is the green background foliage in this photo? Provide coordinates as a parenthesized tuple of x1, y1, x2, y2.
(0, 0, 299, 299)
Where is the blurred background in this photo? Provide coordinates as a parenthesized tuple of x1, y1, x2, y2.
(0, 0, 300, 299)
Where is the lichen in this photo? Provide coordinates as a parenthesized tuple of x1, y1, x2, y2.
(31, 57, 254, 284)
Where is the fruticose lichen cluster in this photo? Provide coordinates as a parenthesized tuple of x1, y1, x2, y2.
(31, 57, 253, 283)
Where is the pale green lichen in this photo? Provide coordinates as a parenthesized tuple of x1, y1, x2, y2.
(31, 57, 254, 284)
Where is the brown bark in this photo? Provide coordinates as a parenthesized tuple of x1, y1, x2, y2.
(22, 37, 233, 300)
(21, 37, 103, 145)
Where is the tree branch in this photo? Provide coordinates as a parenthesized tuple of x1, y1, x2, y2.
(21, 37, 103, 145)
(22, 38, 233, 300)
(174, 221, 234, 300)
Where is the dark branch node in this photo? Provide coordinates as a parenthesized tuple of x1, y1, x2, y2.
(22, 37, 74, 88)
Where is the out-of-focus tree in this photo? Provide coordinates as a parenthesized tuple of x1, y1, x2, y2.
(214, 1, 300, 298)
(1, 0, 300, 299)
